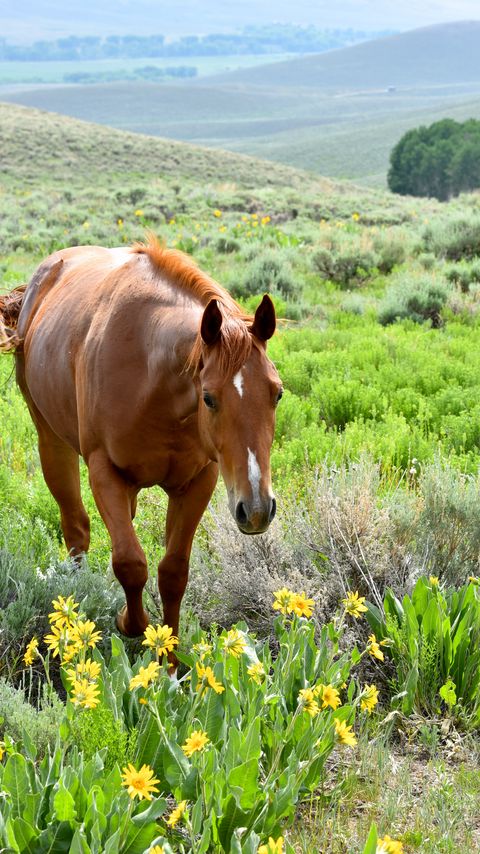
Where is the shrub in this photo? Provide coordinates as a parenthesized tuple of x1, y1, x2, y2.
(311, 246, 377, 288)
(234, 250, 295, 299)
(423, 216, 480, 260)
(372, 234, 406, 273)
(0, 678, 64, 755)
(445, 260, 480, 293)
(215, 235, 241, 254)
(378, 273, 451, 327)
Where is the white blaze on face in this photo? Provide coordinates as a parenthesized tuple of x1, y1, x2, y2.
(233, 369, 244, 397)
(247, 447, 261, 508)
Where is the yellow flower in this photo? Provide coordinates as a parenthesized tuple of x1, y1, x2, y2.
(258, 838, 284, 854)
(272, 587, 295, 614)
(429, 575, 439, 586)
(71, 678, 100, 709)
(66, 659, 101, 683)
(62, 643, 79, 663)
(134, 209, 144, 216)
(44, 624, 78, 659)
(318, 684, 341, 710)
(182, 729, 209, 757)
(261, 216, 271, 225)
(192, 640, 212, 660)
(0, 743, 5, 761)
(166, 799, 187, 827)
(149, 847, 164, 854)
(251, 213, 258, 219)
(121, 763, 160, 801)
(219, 225, 227, 233)
(196, 663, 225, 695)
(376, 836, 404, 854)
(342, 591, 368, 619)
(23, 637, 39, 666)
(129, 661, 161, 690)
(168, 217, 176, 224)
(72, 620, 102, 649)
(360, 684, 379, 713)
(298, 688, 320, 718)
(117, 218, 123, 227)
(252, 221, 258, 228)
(48, 595, 79, 626)
(222, 629, 246, 658)
(143, 624, 179, 658)
(334, 718, 357, 746)
(367, 634, 384, 661)
(290, 592, 314, 618)
(213, 209, 222, 217)
(469, 575, 480, 585)
(139, 697, 148, 705)
(247, 662, 266, 684)
(241, 215, 249, 222)
(352, 212, 360, 221)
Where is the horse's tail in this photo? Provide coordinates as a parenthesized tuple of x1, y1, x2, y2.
(0, 285, 26, 353)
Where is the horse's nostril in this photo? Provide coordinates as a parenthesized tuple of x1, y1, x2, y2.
(235, 501, 248, 526)
(269, 497, 277, 522)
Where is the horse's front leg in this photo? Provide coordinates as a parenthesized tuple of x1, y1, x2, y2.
(159, 462, 218, 657)
(88, 449, 149, 637)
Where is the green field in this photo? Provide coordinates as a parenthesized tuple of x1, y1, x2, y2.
(1, 103, 480, 852)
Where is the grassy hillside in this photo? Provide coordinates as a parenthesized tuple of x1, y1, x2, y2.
(3, 23, 480, 186)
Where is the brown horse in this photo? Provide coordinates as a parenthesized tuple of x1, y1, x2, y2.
(0, 236, 282, 643)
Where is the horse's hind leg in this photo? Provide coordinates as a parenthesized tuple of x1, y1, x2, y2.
(37, 426, 90, 557)
(87, 449, 148, 637)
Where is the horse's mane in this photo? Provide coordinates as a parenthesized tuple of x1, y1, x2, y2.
(131, 234, 257, 377)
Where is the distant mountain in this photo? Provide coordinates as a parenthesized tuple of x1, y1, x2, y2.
(213, 21, 480, 88)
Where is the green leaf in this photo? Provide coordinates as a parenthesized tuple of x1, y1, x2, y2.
(11, 817, 38, 852)
(440, 679, 457, 708)
(162, 739, 189, 789)
(53, 784, 77, 822)
(217, 795, 250, 853)
(228, 759, 259, 809)
(69, 829, 92, 853)
(122, 822, 157, 854)
(3, 755, 31, 819)
(36, 821, 73, 853)
(131, 797, 167, 826)
(362, 822, 378, 854)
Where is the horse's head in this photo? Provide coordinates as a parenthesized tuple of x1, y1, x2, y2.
(197, 295, 282, 534)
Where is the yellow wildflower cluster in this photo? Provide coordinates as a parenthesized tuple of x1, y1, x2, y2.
(360, 684, 379, 714)
(334, 718, 357, 746)
(298, 683, 342, 718)
(36, 596, 104, 709)
(272, 588, 314, 618)
(129, 661, 160, 691)
(367, 634, 387, 661)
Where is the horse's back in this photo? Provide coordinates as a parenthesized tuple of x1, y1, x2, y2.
(16, 245, 201, 468)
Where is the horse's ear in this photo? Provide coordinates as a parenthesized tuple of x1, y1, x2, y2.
(201, 299, 223, 346)
(251, 294, 276, 342)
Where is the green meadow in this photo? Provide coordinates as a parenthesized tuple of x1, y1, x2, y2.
(1, 101, 480, 851)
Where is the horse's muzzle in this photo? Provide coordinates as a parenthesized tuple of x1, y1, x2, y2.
(234, 496, 276, 534)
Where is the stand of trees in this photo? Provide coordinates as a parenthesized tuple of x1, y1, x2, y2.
(0, 25, 392, 62)
(388, 119, 480, 201)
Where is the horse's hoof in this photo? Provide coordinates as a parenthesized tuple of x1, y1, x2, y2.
(115, 606, 149, 638)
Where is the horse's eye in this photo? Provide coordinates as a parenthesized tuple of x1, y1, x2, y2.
(276, 389, 284, 405)
(203, 392, 217, 410)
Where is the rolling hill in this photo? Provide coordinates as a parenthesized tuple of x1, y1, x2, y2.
(2, 22, 480, 186)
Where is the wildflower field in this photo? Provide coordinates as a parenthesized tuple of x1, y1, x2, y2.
(1, 102, 480, 851)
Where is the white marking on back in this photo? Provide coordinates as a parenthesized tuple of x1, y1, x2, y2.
(247, 448, 261, 508)
(233, 369, 244, 397)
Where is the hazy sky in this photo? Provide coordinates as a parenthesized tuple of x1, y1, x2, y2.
(2, 0, 480, 41)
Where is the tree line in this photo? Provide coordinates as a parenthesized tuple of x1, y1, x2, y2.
(0, 25, 392, 61)
(388, 118, 480, 201)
